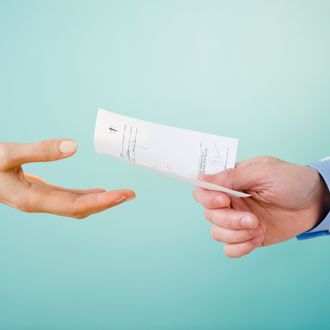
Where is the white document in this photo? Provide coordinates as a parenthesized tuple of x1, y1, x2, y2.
(94, 109, 249, 198)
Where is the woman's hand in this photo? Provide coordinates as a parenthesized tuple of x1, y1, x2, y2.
(0, 139, 135, 219)
(193, 156, 330, 258)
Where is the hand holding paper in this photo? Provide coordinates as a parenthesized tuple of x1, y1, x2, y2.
(194, 157, 329, 258)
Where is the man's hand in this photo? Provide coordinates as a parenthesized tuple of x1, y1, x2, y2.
(193, 156, 330, 258)
(0, 139, 135, 219)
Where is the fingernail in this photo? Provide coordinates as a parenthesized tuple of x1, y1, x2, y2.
(241, 216, 254, 228)
(59, 140, 77, 154)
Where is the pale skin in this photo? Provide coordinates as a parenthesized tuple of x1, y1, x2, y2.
(193, 156, 330, 258)
(0, 139, 136, 219)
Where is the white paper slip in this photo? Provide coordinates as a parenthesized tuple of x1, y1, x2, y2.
(94, 108, 250, 198)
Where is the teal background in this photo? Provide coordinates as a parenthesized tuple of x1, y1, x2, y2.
(0, 1, 330, 329)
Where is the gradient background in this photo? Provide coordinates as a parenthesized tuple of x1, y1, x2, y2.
(0, 1, 330, 329)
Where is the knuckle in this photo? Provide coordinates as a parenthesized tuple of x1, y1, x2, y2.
(263, 156, 280, 163)
(255, 156, 281, 164)
(261, 156, 274, 162)
(231, 218, 240, 229)
(222, 216, 233, 228)
(38, 141, 53, 161)
(223, 229, 246, 244)
(224, 168, 236, 181)
(229, 231, 241, 243)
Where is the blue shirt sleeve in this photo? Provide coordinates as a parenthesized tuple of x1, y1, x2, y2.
(297, 158, 330, 240)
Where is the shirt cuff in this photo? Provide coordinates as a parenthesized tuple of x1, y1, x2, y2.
(297, 159, 330, 240)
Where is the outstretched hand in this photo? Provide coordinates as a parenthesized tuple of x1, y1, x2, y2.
(0, 139, 135, 219)
(193, 157, 330, 258)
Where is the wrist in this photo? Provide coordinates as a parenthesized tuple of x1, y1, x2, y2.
(307, 169, 329, 230)
(297, 159, 330, 239)
(318, 175, 330, 225)
(323, 186, 330, 219)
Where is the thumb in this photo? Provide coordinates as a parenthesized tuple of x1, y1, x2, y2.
(1, 139, 77, 169)
(200, 162, 264, 192)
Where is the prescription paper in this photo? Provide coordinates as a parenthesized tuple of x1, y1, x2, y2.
(94, 109, 249, 198)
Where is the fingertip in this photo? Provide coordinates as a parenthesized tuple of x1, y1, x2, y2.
(223, 235, 262, 258)
(224, 244, 241, 259)
(210, 226, 219, 241)
(126, 190, 136, 201)
(123, 188, 136, 197)
(107, 190, 136, 203)
(194, 189, 230, 209)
